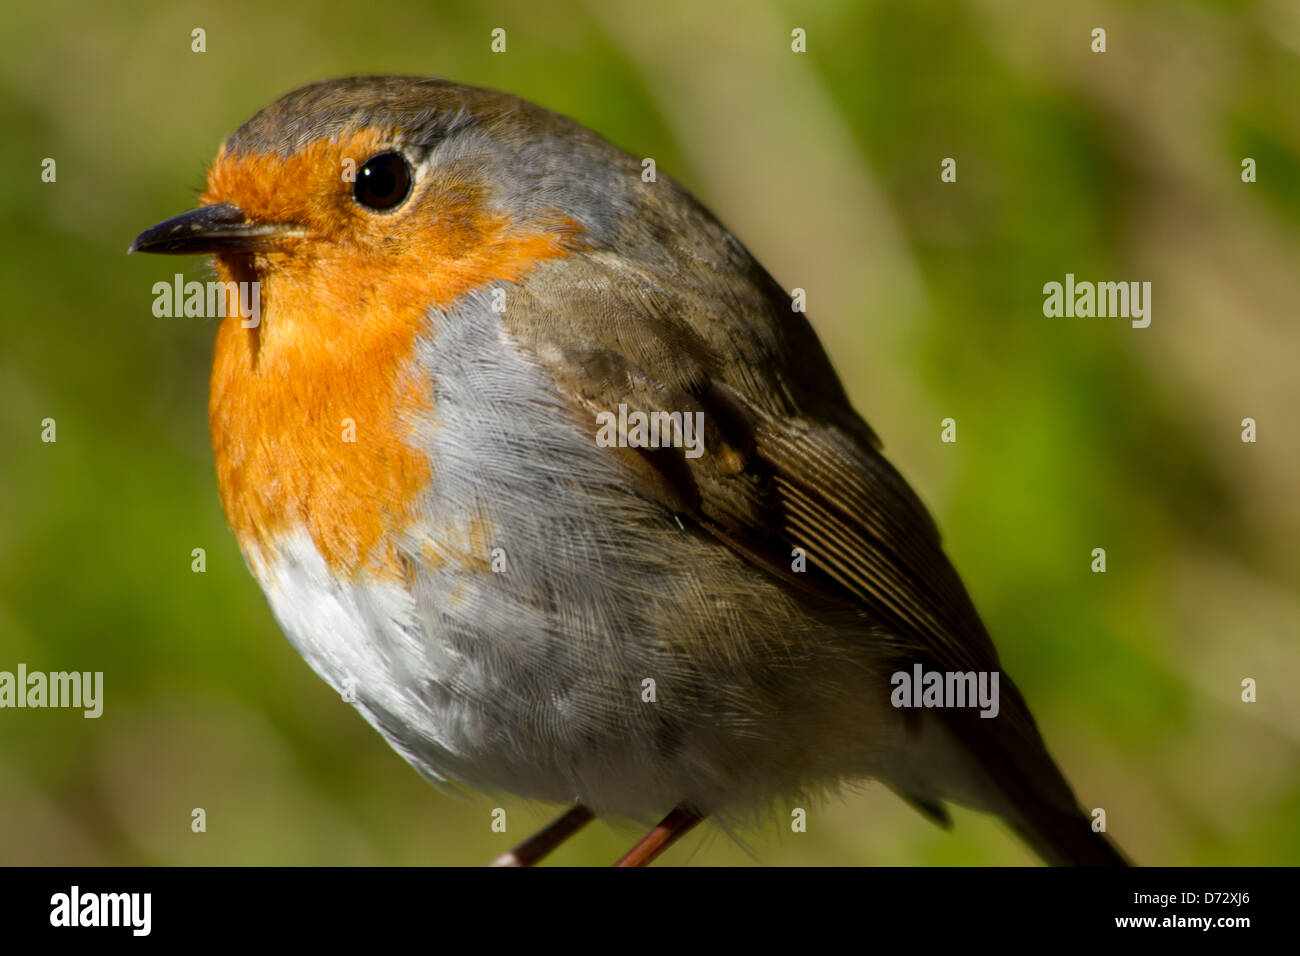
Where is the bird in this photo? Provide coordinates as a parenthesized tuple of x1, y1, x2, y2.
(129, 75, 1127, 866)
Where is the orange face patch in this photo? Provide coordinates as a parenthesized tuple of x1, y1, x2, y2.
(202, 129, 581, 579)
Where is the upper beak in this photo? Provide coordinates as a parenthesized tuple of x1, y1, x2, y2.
(128, 202, 301, 255)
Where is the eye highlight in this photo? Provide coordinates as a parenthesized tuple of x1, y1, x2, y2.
(352, 152, 413, 211)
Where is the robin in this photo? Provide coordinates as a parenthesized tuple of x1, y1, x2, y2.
(130, 76, 1126, 866)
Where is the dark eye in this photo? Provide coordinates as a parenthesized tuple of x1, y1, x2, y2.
(353, 152, 413, 211)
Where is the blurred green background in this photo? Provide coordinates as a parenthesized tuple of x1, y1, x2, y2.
(2, 0, 1298, 866)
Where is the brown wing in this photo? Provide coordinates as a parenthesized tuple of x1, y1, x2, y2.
(500, 231, 1127, 864)
(504, 240, 1003, 682)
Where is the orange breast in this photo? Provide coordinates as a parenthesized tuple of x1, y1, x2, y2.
(201, 130, 580, 580)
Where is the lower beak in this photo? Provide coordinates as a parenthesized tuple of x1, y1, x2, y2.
(128, 202, 301, 255)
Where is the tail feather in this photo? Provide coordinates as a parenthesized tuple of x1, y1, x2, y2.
(1009, 802, 1129, 867)
(925, 675, 1131, 866)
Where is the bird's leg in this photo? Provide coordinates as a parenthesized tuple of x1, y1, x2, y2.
(487, 805, 595, 867)
(613, 806, 704, 867)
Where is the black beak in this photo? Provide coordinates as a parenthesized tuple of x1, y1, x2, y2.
(128, 202, 300, 255)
